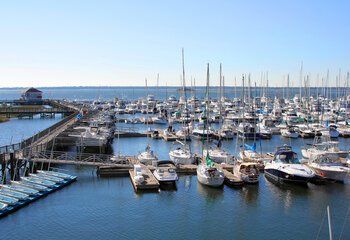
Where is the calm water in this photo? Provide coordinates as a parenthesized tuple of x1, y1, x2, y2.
(0, 88, 349, 240)
(0, 86, 343, 101)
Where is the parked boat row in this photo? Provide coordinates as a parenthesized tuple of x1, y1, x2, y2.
(0, 171, 77, 218)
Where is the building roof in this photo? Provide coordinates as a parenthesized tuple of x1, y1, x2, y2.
(22, 87, 42, 93)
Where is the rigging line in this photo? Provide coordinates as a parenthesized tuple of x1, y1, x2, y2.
(338, 202, 350, 240)
(316, 207, 327, 240)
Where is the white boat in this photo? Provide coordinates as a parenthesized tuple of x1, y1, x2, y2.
(191, 122, 214, 140)
(137, 144, 158, 165)
(197, 159, 224, 187)
(196, 64, 224, 188)
(68, 126, 108, 147)
(265, 145, 315, 184)
(301, 137, 349, 160)
(169, 143, 195, 165)
(151, 115, 167, 125)
(233, 161, 259, 184)
(281, 126, 299, 138)
(237, 122, 259, 140)
(202, 146, 235, 164)
(306, 154, 350, 182)
(153, 161, 178, 184)
(321, 124, 340, 138)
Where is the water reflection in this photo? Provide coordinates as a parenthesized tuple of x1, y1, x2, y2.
(239, 184, 259, 206)
(264, 175, 310, 211)
(197, 182, 224, 203)
(182, 175, 192, 192)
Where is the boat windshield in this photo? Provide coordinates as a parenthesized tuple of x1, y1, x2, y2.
(275, 152, 300, 164)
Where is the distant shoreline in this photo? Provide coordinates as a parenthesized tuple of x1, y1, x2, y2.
(0, 86, 340, 90)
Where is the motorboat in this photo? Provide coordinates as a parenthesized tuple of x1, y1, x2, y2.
(320, 124, 340, 138)
(196, 157, 224, 187)
(264, 145, 315, 184)
(237, 122, 259, 140)
(306, 154, 350, 182)
(191, 122, 215, 141)
(280, 125, 299, 138)
(301, 137, 349, 160)
(233, 161, 260, 184)
(153, 161, 178, 184)
(137, 144, 158, 165)
(239, 144, 273, 170)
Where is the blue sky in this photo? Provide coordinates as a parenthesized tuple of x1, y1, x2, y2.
(0, 0, 349, 87)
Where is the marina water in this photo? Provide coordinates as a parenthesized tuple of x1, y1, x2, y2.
(0, 87, 349, 240)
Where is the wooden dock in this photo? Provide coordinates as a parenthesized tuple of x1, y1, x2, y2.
(222, 168, 244, 187)
(161, 133, 178, 141)
(129, 168, 159, 191)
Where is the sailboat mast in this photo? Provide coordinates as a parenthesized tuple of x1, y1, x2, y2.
(206, 63, 210, 149)
(219, 63, 222, 121)
(300, 61, 303, 99)
(181, 48, 190, 149)
(327, 205, 333, 240)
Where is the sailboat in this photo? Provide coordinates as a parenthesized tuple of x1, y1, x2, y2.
(169, 48, 195, 165)
(197, 63, 224, 187)
(202, 64, 235, 164)
(138, 78, 158, 165)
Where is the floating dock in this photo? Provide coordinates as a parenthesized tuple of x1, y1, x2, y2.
(129, 168, 159, 191)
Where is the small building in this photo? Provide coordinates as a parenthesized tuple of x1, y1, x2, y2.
(21, 87, 43, 103)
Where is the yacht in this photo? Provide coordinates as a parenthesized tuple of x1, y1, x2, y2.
(306, 154, 350, 182)
(280, 125, 299, 138)
(321, 124, 340, 138)
(191, 122, 214, 141)
(197, 157, 224, 187)
(265, 145, 315, 184)
(153, 161, 178, 184)
(137, 144, 158, 165)
(301, 137, 349, 160)
(237, 122, 259, 140)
